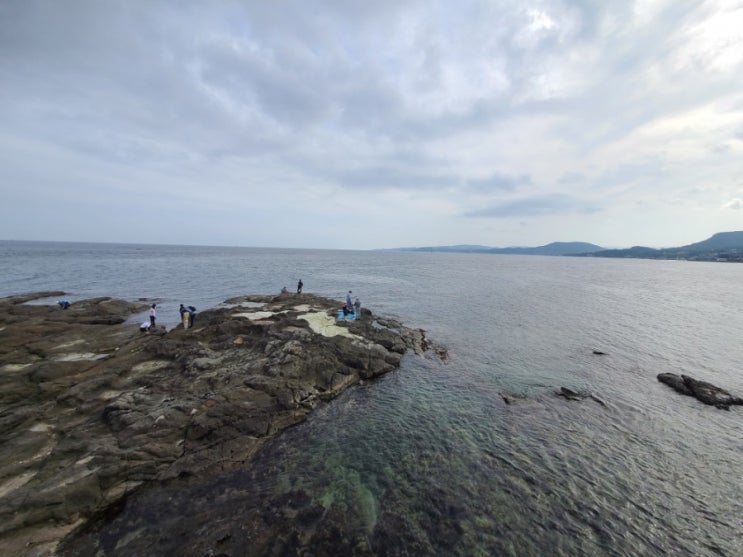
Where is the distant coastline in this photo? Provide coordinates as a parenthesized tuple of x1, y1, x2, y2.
(392, 231, 743, 262)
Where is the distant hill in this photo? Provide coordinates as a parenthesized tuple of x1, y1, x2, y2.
(397, 245, 493, 253)
(396, 241, 605, 256)
(393, 231, 743, 262)
(577, 231, 743, 262)
(680, 231, 743, 251)
(485, 241, 605, 256)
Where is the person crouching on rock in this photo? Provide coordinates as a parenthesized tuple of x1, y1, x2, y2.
(179, 304, 197, 328)
(342, 302, 350, 316)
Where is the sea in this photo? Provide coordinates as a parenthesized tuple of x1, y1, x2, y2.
(2, 240, 742, 556)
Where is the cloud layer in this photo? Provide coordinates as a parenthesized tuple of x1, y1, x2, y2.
(1, 0, 742, 248)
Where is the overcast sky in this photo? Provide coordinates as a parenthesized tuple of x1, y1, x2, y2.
(1, 0, 741, 249)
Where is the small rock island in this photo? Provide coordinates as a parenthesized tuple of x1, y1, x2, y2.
(0, 292, 439, 556)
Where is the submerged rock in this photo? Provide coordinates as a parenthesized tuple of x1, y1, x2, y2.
(657, 373, 743, 410)
(0, 292, 441, 556)
(498, 387, 607, 407)
(500, 391, 528, 405)
(555, 387, 607, 406)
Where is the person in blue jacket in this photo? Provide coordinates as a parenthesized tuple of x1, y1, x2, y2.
(180, 304, 197, 327)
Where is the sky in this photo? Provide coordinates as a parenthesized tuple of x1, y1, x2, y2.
(1, 0, 742, 250)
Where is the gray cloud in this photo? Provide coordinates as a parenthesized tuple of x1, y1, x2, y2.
(0, 0, 740, 248)
(465, 193, 600, 218)
(558, 172, 586, 185)
(467, 173, 532, 193)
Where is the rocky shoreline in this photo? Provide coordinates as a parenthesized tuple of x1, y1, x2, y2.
(0, 292, 441, 556)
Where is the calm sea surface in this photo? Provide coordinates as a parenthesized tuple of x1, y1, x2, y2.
(2, 241, 742, 556)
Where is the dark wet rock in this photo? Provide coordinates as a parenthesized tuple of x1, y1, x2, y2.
(555, 387, 607, 406)
(500, 391, 528, 405)
(0, 292, 441, 556)
(500, 388, 607, 407)
(657, 372, 692, 396)
(657, 373, 743, 410)
(556, 387, 584, 401)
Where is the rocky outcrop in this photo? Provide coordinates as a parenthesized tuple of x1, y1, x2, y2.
(0, 292, 440, 556)
(657, 373, 743, 410)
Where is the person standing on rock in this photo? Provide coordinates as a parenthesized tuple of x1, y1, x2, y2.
(353, 297, 361, 318)
(149, 304, 157, 329)
(297, 279, 303, 294)
(346, 290, 353, 308)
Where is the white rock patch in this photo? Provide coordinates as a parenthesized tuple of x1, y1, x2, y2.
(54, 353, 110, 362)
(0, 471, 37, 499)
(53, 339, 86, 350)
(299, 312, 360, 339)
(1, 363, 32, 372)
(234, 311, 278, 320)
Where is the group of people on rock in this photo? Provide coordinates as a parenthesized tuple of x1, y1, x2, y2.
(140, 303, 157, 332)
(342, 290, 361, 318)
(133, 277, 361, 334)
(280, 279, 304, 296)
(279, 281, 362, 319)
(138, 302, 197, 333)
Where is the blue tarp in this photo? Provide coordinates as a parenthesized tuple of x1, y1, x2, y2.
(337, 309, 357, 321)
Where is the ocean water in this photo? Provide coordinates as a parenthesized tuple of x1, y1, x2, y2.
(2, 241, 742, 556)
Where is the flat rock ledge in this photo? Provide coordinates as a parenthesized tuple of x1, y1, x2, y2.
(0, 292, 441, 556)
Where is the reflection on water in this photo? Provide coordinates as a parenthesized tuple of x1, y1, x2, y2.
(3, 242, 742, 556)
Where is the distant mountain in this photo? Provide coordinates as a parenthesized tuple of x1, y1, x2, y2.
(680, 231, 743, 251)
(393, 231, 743, 262)
(396, 241, 605, 256)
(581, 245, 658, 258)
(578, 231, 743, 262)
(484, 241, 605, 256)
(398, 244, 493, 253)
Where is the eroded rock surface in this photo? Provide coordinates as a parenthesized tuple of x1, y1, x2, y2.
(0, 292, 438, 556)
